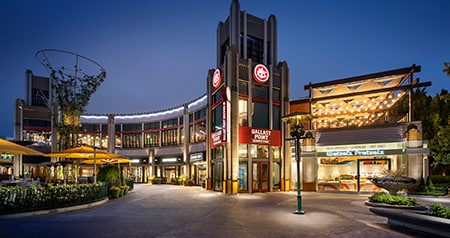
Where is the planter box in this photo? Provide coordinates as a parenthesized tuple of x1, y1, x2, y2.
(369, 207, 450, 237)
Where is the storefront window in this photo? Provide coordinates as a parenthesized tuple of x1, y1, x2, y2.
(194, 120, 206, 142)
(317, 157, 391, 192)
(239, 81, 248, 95)
(252, 102, 268, 128)
(144, 132, 160, 147)
(252, 84, 268, 99)
(272, 162, 281, 189)
(212, 104, 223, 131)
(238, 144, 248, 158)
(238, 161, 248, 191)
(271, 147, 280, 159)
(272, 88, 281, 101)
(189, 125, 195, 143)
(180, 127, 184, 144)
(144, 122, 159, 130)
(238, 99, 248, 126)
(272, 105, 280, 130)
(161, 129, 178, 146)
(122, 133, 141, 148)
(114, 134, 121, 148)
(214, 163, 223, 191)
(213, 147, 224, 160)
(251, 145, 268, 159)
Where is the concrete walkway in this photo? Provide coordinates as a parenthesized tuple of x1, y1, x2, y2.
(0, 184, 448, 238)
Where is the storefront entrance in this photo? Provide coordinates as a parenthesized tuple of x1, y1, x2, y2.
(357, 158, 391, 192)
(318, 157, 392, 192)
(252, 162, 269, 192)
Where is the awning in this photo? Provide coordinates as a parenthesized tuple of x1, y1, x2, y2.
(316, 125, 404, 146)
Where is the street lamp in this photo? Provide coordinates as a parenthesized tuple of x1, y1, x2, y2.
(282, 112, 312, 215)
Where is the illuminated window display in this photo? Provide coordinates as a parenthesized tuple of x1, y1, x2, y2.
(317, 157, 390, 192)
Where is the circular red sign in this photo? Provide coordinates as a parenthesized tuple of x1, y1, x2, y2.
(253, 64, 270, 84)
(212, 69, 222, 88)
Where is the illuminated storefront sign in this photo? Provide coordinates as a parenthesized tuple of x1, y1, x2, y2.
(190, 153, 204, 162)
(325, 150, 385, 157)
(317, 142, 405, 157)
(253, 64, 270, 84)
(212, 68, 222, 88)
(162, 158, 178, 163)
(211, 130, 224, 148)
(239, 126, 281, 146)
(222, 101, 227, 142)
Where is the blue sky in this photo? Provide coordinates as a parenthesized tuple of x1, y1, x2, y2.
(1, 0, 449, 138)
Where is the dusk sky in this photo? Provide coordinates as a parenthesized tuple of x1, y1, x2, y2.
(1, 0, 449, 139)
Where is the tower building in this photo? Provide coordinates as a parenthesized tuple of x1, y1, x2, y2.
(206, 0, 290, 193)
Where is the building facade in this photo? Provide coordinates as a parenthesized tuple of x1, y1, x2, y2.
(205, 0, 290, 194)
(9, 0, 431, 195)
(290, 65, 431, 192)
(79, 96, 207, 184)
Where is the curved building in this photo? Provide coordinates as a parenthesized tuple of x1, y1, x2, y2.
(10, 0, 431, 195)
(79, 95, 207, 184)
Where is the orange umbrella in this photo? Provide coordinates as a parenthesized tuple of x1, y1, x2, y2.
(0, 138, 45, 156)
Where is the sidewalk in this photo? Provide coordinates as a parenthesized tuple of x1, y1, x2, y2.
(0, 184, 448, 238)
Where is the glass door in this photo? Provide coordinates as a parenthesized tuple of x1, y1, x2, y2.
(252, 162, 269, 192)
(357, 158, 391, 192)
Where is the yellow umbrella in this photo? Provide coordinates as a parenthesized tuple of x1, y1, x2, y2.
(46, 145, 121, 183)
(0, 138, 45, 156)
(46, 145, 119, 159)
(82, 158, 131, 165)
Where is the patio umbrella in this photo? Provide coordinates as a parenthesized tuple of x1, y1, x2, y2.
(46, 145, 119, 159)
(46, 145, 122, 183)
(0, 138, 45, 156)
(81, 158, 131, 165)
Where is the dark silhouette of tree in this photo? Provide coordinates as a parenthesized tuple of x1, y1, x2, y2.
(443, 62, 450, 77)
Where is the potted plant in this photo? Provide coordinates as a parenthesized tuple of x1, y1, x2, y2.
(148, 175, 155, 185)
(120, 185, 129, 195)
(109, 186, 121, 198)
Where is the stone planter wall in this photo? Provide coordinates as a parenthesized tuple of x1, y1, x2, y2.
(369, 207, 450, 237)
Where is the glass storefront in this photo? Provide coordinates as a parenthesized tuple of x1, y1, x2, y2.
(238, 161, 248, 191)
(318, 157, 391, 192)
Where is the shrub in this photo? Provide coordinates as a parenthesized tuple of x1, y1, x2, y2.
(97, 165, 121, 188)
(428, 203, 450, 219)
(0, 183, 108, 215)
(368, 192, 417, 206)
(430, 175, 450, 188)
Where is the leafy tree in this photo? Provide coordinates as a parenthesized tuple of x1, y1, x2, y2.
(429, 124, 450, 174)
(52, 70, 106, 149)
(428, 66, 450, 173)
(443, 62, 450, 77)
(389, 88, 434, 139)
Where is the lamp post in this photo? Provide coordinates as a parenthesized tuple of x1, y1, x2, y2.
(282, 112, 312, 215)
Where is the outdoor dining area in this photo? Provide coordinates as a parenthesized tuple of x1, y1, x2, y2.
(0, 138, 131, 187)
(0, 138, 134, 215)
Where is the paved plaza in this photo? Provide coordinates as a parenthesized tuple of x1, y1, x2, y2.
(1, 184, 449, 238)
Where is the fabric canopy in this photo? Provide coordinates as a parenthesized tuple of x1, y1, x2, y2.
(46, 145, 120, 159)
(0, 138, 45, 156)
(82, 158, 131, 165)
